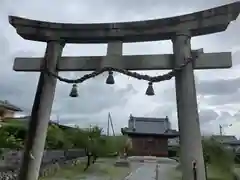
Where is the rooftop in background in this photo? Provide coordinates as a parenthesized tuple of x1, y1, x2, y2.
(0, 100, 22, 112)
(169, 135, 240, 147)
(212, 135, 237, 142)
(211, 135, 240, 146)
(122, 115, 179, 137)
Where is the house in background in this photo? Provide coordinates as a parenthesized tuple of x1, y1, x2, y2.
(211, 135, 240, 153)
(121, 115, 179, 157)
(0, 100, 22, 121)
(169, 135, 240, 155)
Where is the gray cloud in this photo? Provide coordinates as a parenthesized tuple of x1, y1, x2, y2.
(54, 79, 136, 115)
(217, 111, 233, 122)
(0, 0, 240, 136)
(197, 77, 240, 96)
(232, 51, 240, 66)
(196, 51, 240, 106)
(94, 0, 237, 15)
(205, 91, 240, 106)
(199, 109, 219, 124)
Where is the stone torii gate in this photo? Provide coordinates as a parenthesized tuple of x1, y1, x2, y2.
(9, 2, 240, 180)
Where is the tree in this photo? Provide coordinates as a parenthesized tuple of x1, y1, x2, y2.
(46, 124, 73, 149)
(202, 137, 234, 171)
(0, 127, 23, 149)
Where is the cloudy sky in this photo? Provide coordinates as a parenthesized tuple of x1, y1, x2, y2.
(0, 0, 240, 137)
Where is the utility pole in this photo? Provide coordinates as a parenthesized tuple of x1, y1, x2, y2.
(109, 113, 115, 136)
(219, 125, 223, 136)
(107, 114, 110, 136)
(107, 113, 115, 136)
(219, 124, 232, 136)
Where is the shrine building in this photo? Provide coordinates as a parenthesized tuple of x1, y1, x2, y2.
(121, 115, 179, 157)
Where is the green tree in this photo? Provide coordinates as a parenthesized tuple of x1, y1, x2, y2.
(0, 127, 23, 149)
(46, 124, 72, 149)
(65, 127, 89, 149)
(202, 137, 234, 171)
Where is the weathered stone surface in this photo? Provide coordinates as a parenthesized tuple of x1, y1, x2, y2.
(9, 2, 240, 43)
(13, 52, 232, 72)
(0, 157, 86, 180)
(0, 149, 85, 167)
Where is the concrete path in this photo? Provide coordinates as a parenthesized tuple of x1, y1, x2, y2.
(124, 163, 156, 180)
(125, 157, 178, 180)
(156, 158, 178, 180)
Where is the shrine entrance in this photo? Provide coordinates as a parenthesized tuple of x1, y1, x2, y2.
(9, 2, 240, 180)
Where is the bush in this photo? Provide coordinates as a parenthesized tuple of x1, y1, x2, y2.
(0, 122, 126, 159)
(175, 137, 234, 172)
(202, 137, 234, 172)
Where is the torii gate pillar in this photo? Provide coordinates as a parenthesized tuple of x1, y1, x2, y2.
(18, 41, 65, 180)
(173, 32, 206, 180)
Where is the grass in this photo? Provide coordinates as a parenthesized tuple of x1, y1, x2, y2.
(40, 158, 130, 180)
(234, 164, 240, 179)
(170, 164, 234, 180)
(206, 164, 234, 180)
(39, 163, 86, 180)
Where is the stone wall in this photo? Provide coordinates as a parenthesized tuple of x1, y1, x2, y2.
(0, 149, 86, 180)
(1, 149, 85, 167)
(0, 157, 86, 180)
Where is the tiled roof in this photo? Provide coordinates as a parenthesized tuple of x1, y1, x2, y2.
(222, 140, 240, 146)
(122, 115, 178, 137)
(211, 135, 240, 146)
(128, 115, 170, 134)
(211, 135, 238, 143)
(0, 100, 22, 112)
(168, 135, 240, 148)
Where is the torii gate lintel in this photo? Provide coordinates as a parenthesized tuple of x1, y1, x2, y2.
(13, 51, 232, 71)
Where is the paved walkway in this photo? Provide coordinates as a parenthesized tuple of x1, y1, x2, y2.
(125, 157, 178, 180)
(156, 158, 178, 180)
(124, 163, 156, 180)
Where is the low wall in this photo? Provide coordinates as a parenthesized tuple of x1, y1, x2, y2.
(1, 149, 85, 167)
(0, 149, 86, 180)
(0, 157, 86, 180)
